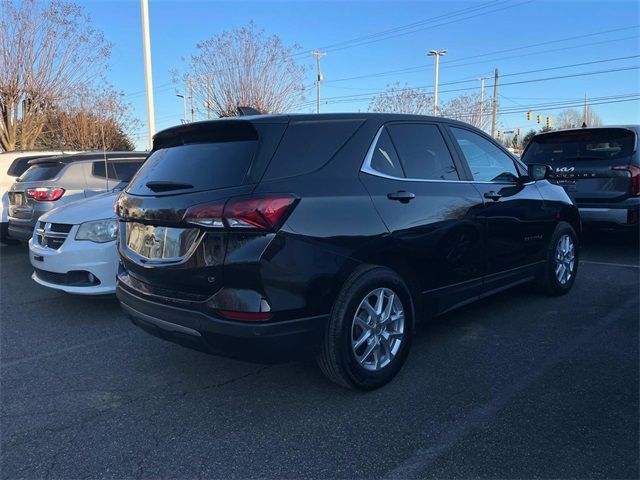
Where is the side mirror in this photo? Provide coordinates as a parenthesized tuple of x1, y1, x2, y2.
(528, 164, 552, 181)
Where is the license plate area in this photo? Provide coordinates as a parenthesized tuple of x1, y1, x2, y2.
(125, 222, 201, 262)
(555, 179, 577, 192)
(9, 192, 25, 206)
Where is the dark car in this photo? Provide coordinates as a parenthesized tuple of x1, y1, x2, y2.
(521, 126, 639, 230)
(115, 114, 580, 390)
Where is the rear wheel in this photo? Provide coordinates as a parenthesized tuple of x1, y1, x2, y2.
(317, 265, 414, 390)
(537, 221, 579, 296)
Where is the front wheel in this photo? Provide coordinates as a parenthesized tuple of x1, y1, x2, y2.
(317, 265, 414, 390)
(537, 221, 579, 296)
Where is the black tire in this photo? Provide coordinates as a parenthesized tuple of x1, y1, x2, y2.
(537, 221, 579, 296)
(317, 265, 414, 390)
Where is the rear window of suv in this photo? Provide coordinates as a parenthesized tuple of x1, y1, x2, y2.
(523, 128, 636, 163)
(128, 141, 257, 195)
(17, 163, 64, 182)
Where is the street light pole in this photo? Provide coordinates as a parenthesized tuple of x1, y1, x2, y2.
(140, 0, 155, 150)
(176, 94, 187, 123)
(427, 49, 447, 116)
(312, 50, 326, 114)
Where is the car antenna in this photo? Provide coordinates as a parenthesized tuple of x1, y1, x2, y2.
(100, 122, 108, 192)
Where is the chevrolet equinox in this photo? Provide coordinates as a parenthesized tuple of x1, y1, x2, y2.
(116, 114, 580, 390)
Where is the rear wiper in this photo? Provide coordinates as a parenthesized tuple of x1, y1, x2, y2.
(145, 181, 194, 192)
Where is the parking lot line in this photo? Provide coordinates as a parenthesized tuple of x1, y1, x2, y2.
(383, 295, 638, 479)
(581, 260, 639, 268)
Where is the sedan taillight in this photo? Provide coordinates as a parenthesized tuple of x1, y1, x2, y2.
(25, 187, 65, 201)
(183, 194, 297, 231)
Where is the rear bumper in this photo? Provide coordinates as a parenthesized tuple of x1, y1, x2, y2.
(578, 199, 639, 229)
(116, 283, 328, 363)
(8, 218, 35, 241)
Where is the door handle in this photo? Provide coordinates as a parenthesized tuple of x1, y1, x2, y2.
(483, 191, 502, 201)
(387, 191, 416, 203)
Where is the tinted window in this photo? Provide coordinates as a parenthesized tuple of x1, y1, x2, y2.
(18, 163, 64, 182)
(369, 128, 405, 178)
(92, 160, 144, 181)
(264, 120, 363, 180)
(522, 128, 635, 163)
(387, 124, 459, 180)
(128, 141, 256, 194)
(7, 155, 52, 177)
(451, 127, 519, 182)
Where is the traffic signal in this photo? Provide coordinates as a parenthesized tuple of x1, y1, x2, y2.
(536, 114, 542, 124)
(516, 128, 520, 135)
(546, 116, 551, 128)
(527, 111, 532, 121)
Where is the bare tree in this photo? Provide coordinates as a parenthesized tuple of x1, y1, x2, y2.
(41, 84, 138, 150)
(176, 22, 307, 118)
(439, 92, 492, 130)
(0, 0, 111, 151)
(368, 83, 433, 115)
(555, 107, 603, 129)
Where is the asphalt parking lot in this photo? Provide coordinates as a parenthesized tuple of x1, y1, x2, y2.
(1, 230, 638, 479)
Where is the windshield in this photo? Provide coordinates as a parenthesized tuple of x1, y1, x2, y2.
(523, 128, 636, 163)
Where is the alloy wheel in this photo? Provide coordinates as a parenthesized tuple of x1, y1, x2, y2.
(554, 234, 575, 285)
(351, 287, 405, 371)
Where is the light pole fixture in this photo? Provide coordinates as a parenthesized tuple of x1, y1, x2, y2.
(176, 94, 187, 123)
(427, 49, 447, 116)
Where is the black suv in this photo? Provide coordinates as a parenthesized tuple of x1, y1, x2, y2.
(116, 114, 580, 390)
(521, 126, 639, 230)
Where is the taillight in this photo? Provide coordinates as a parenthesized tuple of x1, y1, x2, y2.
(25, 187, 65, 201)
(612, 165, 640, 196)
(183, 195, 297, 231)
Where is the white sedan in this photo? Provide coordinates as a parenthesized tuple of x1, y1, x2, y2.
(29, 191, 120, 295)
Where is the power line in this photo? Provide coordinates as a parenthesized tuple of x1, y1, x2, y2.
(323, 26, 639, 85)
(294, 60, 640, 108)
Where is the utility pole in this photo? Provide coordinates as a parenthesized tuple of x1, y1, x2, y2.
(427, 49, 447, 116)
(312, 50, 326, 114)
(478, 77, 487, 131)
(188, 79, 194, 122)
(583, 93, 589, 127)
(491, 68, 499, 138)
(140, 0, 155, 150)
(206, 79, 212, 120)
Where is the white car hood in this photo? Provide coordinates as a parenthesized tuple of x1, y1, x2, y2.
(39, 191, 119, 225)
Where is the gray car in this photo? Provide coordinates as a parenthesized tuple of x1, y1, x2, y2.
(8, 152, 147, 241)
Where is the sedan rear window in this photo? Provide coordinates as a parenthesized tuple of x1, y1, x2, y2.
(127, 141, 256, 195)
(18, 163, 64, 182)
(523, 128, 636, 163)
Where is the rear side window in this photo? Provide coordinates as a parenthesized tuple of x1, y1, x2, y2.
(18, 163, 64, 182)
(387, 124, 459, 180)
(128, 141, 256, 194)
(369, 128, 405, 178)
(522, 128, 636, 163)
(451, 127, 519, 183)
(264, 120, 364, 180)
(92, 160, 144, 181)
(7, 156, 51, 177)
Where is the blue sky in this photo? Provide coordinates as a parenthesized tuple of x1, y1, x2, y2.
(81, 0, 640, 149)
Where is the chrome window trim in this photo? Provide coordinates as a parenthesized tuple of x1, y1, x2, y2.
(360, 125, 524, 186)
